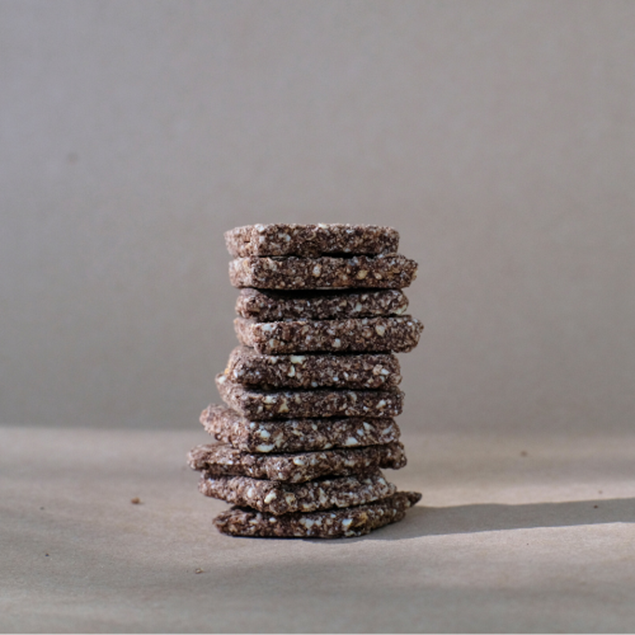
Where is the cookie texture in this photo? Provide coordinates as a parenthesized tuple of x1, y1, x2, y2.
(235, 288, 409, 322)
(234, 316, 423, 355)
(216, 374, 404, 420)
(213, 491, 422, 538)
(224, 346, 402, 389)
(188, 441, 406, 483)
(191, 223, 422, 539)
(200, 405, 401, 454)
(199, 470, 395, 514)
(225, 223, 399, 258)
(229, 254, 418, 290)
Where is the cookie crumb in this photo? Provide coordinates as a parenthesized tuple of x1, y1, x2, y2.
(130, 497, 141, 504)
(593, 505, 598, 509)
(520, 451, 528, 457)
(194, 568, 204, 574)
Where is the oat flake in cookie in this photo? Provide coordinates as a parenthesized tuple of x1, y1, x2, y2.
(225, 223, 399, 258)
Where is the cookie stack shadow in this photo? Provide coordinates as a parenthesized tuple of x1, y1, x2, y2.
(188, 223, 423, 538)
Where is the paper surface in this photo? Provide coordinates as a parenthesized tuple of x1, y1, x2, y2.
(3, 425, 634, 632)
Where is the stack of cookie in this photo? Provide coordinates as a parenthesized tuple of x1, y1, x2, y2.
(188, 223, 423, 538)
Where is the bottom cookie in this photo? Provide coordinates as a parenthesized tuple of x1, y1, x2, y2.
(213, 491, 421, 538)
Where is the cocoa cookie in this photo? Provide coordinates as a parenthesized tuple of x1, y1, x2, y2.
(187, 441, 406, 483)
(214, 492, 421, 538)
(225, 223, 399, 258)
(235, 288, 409, 322)
(216, 374, 404, 420)
(224, 346, 402, 389)
(229, 254, 418, 290)
(234, 316, 423, 355)
(200, 404, 401, 453)
(199, 470, 396, 514)
(213, 491, 422, 538)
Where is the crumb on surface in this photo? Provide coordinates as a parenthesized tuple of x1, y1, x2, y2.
(195, 568, 204, 574)
(130, 497, 141, 504)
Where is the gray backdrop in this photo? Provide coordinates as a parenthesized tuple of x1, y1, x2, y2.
(2, 0, 634, 434)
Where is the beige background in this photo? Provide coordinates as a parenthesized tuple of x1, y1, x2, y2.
(2, 0, 635, 435)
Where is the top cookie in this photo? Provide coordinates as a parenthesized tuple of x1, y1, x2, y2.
(225, 224, 399, 258)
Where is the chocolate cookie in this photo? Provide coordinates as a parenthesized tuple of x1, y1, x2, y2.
(225, 223, 399, 258)
(229, 254, 418, 290)
(216, 374, 404, 420)
(198, 470, 396, 514)
(224, 346, 402, 389)
(200, 405, 401, 454)
(235, 288, 409, 322)
(213, 491, 422, 538)
(234, 316, 423, 355)
(187, 441, 406, 483)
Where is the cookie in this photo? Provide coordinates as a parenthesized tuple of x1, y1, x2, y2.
(235, 288, 409, 322)
(224, 346, 402, 390)
(229, 254, 418, 290)
(213, 491, 421, 538)
(187, 441, 406, 483)
(198, 470, 396, 514)
(234, 316, 423, 355)
(199, 404, 401, 454)
(216, 374, 404, 420)
(225, 223, 399, 258)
